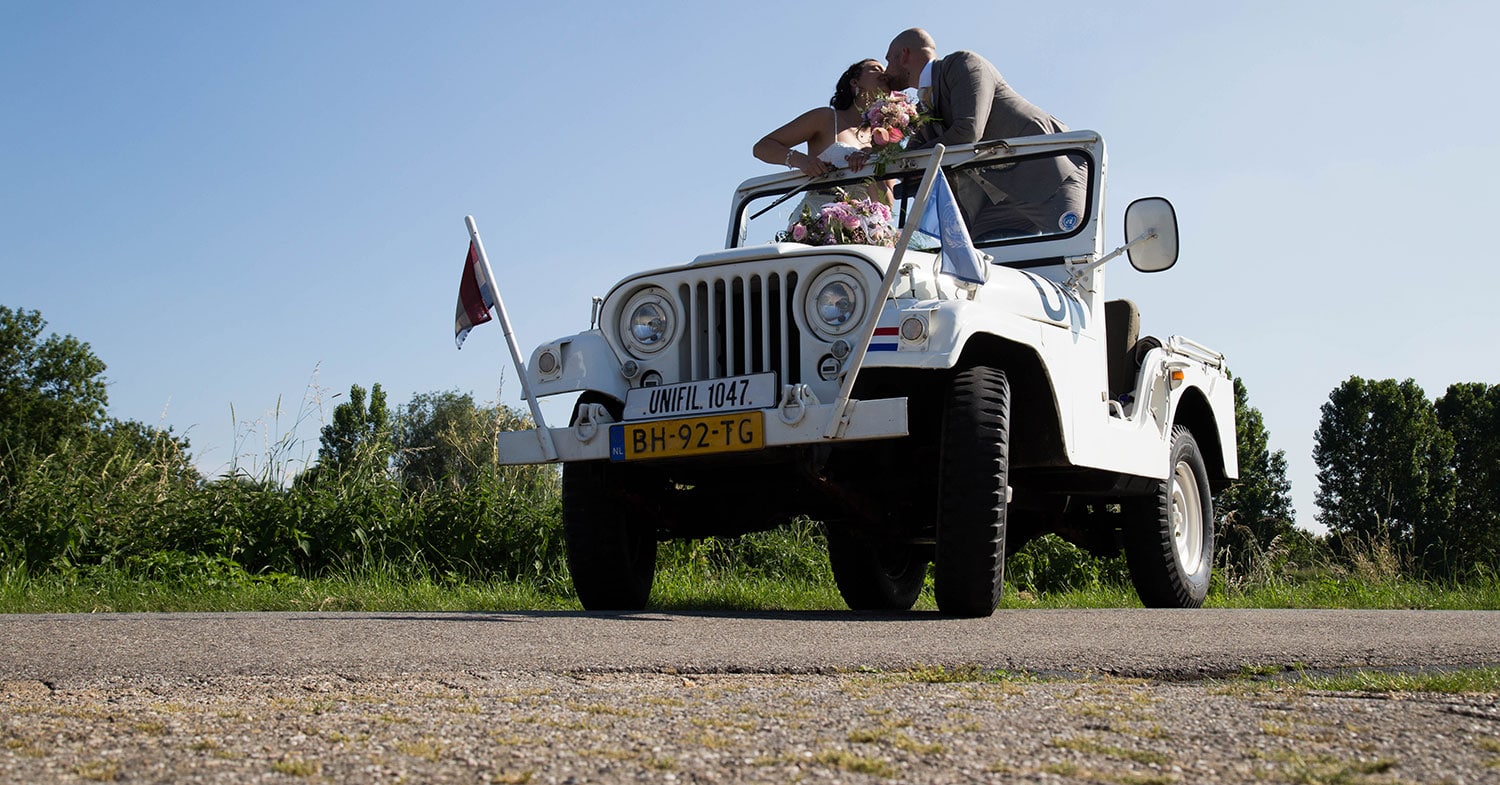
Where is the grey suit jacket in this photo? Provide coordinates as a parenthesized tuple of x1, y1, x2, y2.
(909, 50, 1069, 149)
(910, 51, 1080, 206)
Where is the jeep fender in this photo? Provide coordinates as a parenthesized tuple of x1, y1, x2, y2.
(1167, 382, 1239, 489)
(523, 330, 630, 404)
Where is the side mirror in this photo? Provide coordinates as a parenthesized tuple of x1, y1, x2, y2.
(1124, 197, 1179, 273)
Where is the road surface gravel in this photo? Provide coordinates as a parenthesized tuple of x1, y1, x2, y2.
(2, 609, 1497, 783)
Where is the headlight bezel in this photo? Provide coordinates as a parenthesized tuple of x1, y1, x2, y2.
(804, 265, 867, 340)
(618, 286, 677, 358)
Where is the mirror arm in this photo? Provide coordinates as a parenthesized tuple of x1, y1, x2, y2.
(1066, 229, 1158, 285)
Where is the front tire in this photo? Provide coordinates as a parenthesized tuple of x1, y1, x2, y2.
(826, 525, 926, 611)
(933, 366, 1010, 617)
(1124, 426, 1214, 608)
(561, 460, 658, 611)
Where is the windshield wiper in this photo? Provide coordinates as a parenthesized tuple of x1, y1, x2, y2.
(748, 173, 843, 220)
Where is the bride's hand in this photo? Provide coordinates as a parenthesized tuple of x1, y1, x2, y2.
(845, 150, 871, 172)
(796, 152, 833, 177)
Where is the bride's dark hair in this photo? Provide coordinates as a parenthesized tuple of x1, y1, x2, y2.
(830, 59, 879, 110)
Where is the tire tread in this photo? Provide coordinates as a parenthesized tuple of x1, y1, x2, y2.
(933, 366, 1009, 617)
(1123, 426, 1213, 608)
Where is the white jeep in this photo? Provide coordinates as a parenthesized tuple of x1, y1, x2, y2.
(490, 131, 1237, 616)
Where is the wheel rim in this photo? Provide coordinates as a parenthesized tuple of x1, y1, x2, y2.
(1170, 459, 1204, 570)
(879, 543, 921, 583)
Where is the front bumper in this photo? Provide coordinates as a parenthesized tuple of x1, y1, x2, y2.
(494, 395, 909, 465)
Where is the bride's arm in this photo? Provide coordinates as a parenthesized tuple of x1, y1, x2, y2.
(754, 108, 835, 177)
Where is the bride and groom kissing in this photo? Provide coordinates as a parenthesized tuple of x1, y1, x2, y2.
(754, 27, 1086, 240)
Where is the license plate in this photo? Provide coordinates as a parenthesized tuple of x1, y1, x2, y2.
(609, 411, 765, 462)
(622, 372, 776, 420)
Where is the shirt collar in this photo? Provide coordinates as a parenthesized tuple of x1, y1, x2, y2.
(918, 59, 935, 91)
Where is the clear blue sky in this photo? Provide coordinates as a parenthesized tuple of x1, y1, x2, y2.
(4, 1, 1498, 532)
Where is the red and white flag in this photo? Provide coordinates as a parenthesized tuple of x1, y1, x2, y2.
(454, 239, 495, 349)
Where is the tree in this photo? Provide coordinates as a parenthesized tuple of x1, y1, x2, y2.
(394, 390, 532, 489)
(312, 383, 393, 478)
(1433, 382, 1500, 578)
(1313, 377, 1454, 554)
(88, 418, 199, 481)
(1214, 376, 1296, 574)
(0, 305, 109, 462)
(396, 390, 483, 488)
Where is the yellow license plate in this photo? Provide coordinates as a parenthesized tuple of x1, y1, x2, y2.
(609, 411, 765, 461)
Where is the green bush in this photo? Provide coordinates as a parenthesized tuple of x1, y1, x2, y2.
(1006, 534, 1128, 594)
(658, 519, 830, 584)
(0, 428, 565, 590)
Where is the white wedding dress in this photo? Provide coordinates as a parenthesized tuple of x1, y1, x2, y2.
(818, 140, 867, 168)
(791, 136, 876, 219)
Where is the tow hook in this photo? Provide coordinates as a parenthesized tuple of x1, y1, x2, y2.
(574, 403, 609, 443)
(778, 384, 820, 426)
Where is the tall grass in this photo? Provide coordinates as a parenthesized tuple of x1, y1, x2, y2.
(2, 421, 1496, 613)
(0, 414, 568, 592)
(1211, 532, 1500, 609)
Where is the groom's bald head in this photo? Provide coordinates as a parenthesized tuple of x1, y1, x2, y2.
(885, 28, 937, 90)
(891, 28, 936, 53)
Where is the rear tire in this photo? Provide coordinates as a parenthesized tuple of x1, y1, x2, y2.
(1124, 426, 1214, 608)
(933, 366, 1010, 617)
(826, 525, 926, 611)
(562, 460, 658, 611)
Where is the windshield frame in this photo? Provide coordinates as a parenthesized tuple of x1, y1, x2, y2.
(728, 132, 1105, 262)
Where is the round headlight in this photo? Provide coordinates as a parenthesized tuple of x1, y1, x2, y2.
(618, 287, 675, 357)
(630, 302, 668, 345)
(803, 266, 866, 339)
(817, 281, 856, 327)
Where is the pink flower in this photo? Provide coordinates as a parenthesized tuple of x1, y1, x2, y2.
(784, 195, 895, 247)
(887, 127, 904, 144)
(871, 127, 889, 146)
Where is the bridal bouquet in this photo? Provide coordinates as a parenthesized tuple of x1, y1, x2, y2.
(862, 92, 926, 175)
(779, 196, 897, 248)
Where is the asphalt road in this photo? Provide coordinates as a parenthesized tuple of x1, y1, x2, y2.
(3, 609, 1498, 685)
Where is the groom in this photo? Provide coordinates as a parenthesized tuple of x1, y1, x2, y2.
(884, 28, 1086, 239)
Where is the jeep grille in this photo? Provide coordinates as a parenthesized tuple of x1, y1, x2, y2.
(676, 268, 801, 385)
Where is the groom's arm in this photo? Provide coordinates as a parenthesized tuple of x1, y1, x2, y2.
(906, 51, 995, 151)
(932, 51, 995, 146)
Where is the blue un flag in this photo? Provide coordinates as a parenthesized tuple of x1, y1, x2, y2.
(917, 169, 990, 285)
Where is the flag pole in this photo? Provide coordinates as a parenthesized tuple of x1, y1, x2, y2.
(822, 145, 946, 440)
(466, 215, 558, 461)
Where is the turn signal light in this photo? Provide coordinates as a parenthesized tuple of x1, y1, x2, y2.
(537, 348, 560, 376)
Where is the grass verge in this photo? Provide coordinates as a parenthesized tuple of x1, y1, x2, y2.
(0, 565, 573, 614)
(4, 566, 1495, 614)
(1295, 667, 1500, 694)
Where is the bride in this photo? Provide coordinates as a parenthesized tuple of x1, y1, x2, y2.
(753, 59, 893, 204)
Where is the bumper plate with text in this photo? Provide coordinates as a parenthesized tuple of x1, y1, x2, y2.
(621, 372, 776, 420)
